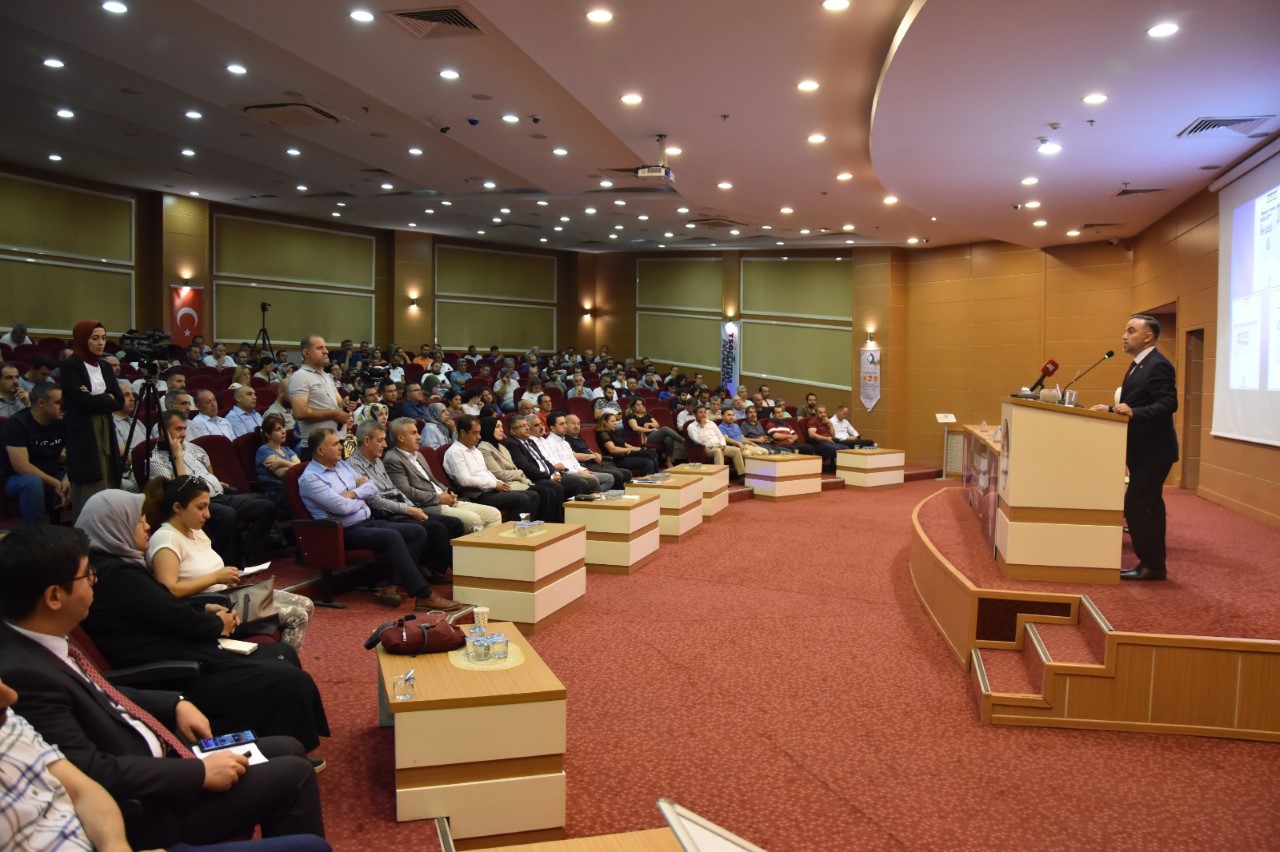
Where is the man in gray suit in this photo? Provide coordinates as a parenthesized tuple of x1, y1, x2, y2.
(383, 417, 500, 533)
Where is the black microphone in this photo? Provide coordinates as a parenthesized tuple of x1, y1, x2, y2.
(1061, 351, 1115, 395)
(1028, 359, 1059, 393)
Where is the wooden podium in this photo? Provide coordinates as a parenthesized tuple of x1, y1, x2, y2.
(995, 398, 1129, 583)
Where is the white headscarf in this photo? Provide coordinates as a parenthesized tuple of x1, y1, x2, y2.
(75, 490, 145, 566)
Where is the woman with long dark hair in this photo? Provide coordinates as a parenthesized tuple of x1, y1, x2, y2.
(597, 412, 658, 476)
(61, 319, 125, 517)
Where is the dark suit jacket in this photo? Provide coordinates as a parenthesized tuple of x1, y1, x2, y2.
(0, 623, 205, 808)
(504, 437, 557, 482)
(1119, 347, 1179, 469)
(383, 446, 449, 509)
(60, 356, 125, 484)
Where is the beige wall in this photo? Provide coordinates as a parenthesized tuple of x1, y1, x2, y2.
(1132, 191, 1280, 526)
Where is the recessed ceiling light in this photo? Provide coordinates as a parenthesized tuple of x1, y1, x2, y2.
(845, 239, 855, 244)
(296, 185, 308, 191)
(1025, 200, 1041, 209)
(350, 9, 375, 23)
(1066, 229, 1081, 237)
(587, 9, 613, 23)
(730, 229, 740, 235)
(614, 199, 626, 206)
(408, 222, 416, 227)
(823, 0, 850, 9)
(56, 108, 75, 119)
(408, 147, 423, 155)
(502, 114, 519, 124)
(286, 148, 300, 156)
(492, 217, 502, 223)
(780, 206, 794, 214)
(686, 223, 696, 229)
(381, 183, 393, 190)
(1021, 176, 1038, 186)
(424, 209, 435, 214)
(336, 202, 347, 207)
(1037, 138, 1061, 155)
(808, 133, 826, 144)
(883, 195, 898, 205)
(638, 215, 649, 221)
(226, 64, 247, 75)
(614, 224, 624, 230)
(1082, 93, 1108, 105)
(185, 110, 202, 120)
(836, 172, 853, 181)
(181, 148, 195, 157)
(439, 69, 460, 80)
(907, 237, 919, 244)
(677, 206, 689, 214)
(537, 200, 549, 206)
(776, 241, 785, 246)
(188, 191, 200, 196)
(761, 225, 772, 230)
(1147, 21, 1178, 38)
(600, 180, 613, 188)
(659, 244, 667, 248)
(609, 234, 618, 239)
(102, 1, 128, 13)
(560, 216, 570, 222)
(48, 154, 63, 162)
(717, 181, 733, 190)
(540, 237, 549, 243)
(842, 224, 854, 231)
(797, 80, 819, 92)
(585, 207, 597, 214)
(664, 232, 675, 238)
(43, 58, 64, 68)
(1032, 219, 1047, 227)
(476, 230, 486, 235)
(930, 216, 937, 221)
(483, 181, 496, 189)
(554, 226, 564, 232)
(441, 200, 452, 206)
(552, 147, 568, 156)
(665, 146, 682, 156)
(799, 229, 811, 235)
(501, 208, 512, 214)
(620, 93, 643, 105)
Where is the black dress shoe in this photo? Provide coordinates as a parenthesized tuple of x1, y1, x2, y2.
(1120, 564, 1166, 581)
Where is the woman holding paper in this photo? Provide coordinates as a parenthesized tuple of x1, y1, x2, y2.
(74, 490, 330, 753)
(142, 475, 313, 651)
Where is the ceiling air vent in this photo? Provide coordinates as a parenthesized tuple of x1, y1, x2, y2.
(690, 217, 748, 229)
(391, 7, 483, 39)
(1079, 223, 1122, 230)
(1114, 188, 1167, 198)
(361, 167, 394, 176)
(302, 191, 356, 199)
(1177, 116, 1275, 138)
(242, 100, 344, 127)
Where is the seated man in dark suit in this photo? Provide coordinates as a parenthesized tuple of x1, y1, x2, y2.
(0, 526, 325, 850)
(505, 414, 592, 502)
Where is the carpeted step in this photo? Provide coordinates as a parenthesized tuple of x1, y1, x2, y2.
(820, 474, 845, 491)
(973, 647, 1039, 696)
(904, 466, 943, 482)
(1032, 598, 1109, 667)
(727, 483, 754, 502)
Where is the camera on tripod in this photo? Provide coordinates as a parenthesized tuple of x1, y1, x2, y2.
(119, 329, 172, 374)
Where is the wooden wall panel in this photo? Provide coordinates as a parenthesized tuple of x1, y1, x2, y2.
(435, 300, 555, 352)
(635, 258, 722, 311)
(214, 215, 375, 288)
(740, 258, 853, 321)
(0, 173, 132, 263)
(435, 245, 556, 303)
(0, 257, 132, 333)
(214, 282, 372, 347)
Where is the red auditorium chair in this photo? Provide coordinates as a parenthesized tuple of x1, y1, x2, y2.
(231, 431, 266, 484)
(192, 435, 269, 495)
(424, 445, 454, 489)
(568, 397, 595, 423)
(280, 464, 380, 608)
(650, 407, 675, 430)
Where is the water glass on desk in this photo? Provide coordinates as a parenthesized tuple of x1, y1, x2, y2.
(489, 633, 509, 660)
(391, 675, 414, 701)
(466, 635, 490, 661)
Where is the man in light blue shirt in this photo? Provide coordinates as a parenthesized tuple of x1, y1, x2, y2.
(225, 387, 263, 439)
(299, 428, 462, 611)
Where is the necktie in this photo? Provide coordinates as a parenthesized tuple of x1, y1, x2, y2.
(66, 644, 196, 759)
(527, 440, 554, 474)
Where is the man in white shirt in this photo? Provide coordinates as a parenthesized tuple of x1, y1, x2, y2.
(442, 415, 539, 517)
(186, 390, 235, 441)
(830, 404, 870, 447)
(543, 411, 613, 490)
(225, 386, 263, 439)
(202, 343, 237, 369)
(0, 323, 29, 347)
(288, 336, 351, 461)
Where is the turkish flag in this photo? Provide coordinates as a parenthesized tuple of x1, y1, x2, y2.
(171, 285, 204, 344)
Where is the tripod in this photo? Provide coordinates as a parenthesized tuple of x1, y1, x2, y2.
(119, 363, 162, 486)
(249, 301, 273, 362)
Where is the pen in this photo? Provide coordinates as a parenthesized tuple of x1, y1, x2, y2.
(404, 668, 415, 683)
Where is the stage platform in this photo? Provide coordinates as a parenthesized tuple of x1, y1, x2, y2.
(910, 485, 1280, 742)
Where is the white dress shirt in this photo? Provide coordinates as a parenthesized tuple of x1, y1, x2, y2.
(187, 413, 235, 441)
(831, 415, 860, 441)
(539, 433, 588, 474)
(443, 442, 499, 490)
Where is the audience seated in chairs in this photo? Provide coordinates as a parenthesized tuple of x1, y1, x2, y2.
(804, 406, 845, 468)
(443, 414, 540, 521)
(0, 524, 327, 850)
(596, 411, 659, 477)
(225, 386, 263, 438)
(830, 404, 874, 448)
(149, 409, 279, 569)
(383, 417, 500, 533)
(564, 413, 631, 486)
(187, 390, 235, 441)
(2, 382, 68, 524)
(717, 409, 769, 458)
(685, 405, 746, 478)
(625, 397, 685, 468)
(475, 416, 566, 522)
(255, 413, 301, 501)
(142, 476, 313, 652)
(0, 362, 28, 417)
(536, 411, 612, 491)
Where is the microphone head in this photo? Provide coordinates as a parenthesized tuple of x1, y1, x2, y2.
(1104, 350, 1114, 359)
(1043, 359, 1059, 376)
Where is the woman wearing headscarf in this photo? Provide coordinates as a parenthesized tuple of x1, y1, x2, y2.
(476, 416, 554, 521)
(419, 402, 456, 449)
(75, 489, 330, 755)
(61, 319, 125, 517)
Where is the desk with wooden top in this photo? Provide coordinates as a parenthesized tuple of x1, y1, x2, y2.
(624, 474, 703, 542)
(377, 623, 567, 845)
(665, 463, 730, 518)
(452, 522, 587, 633)
(563, 494, 661, 574)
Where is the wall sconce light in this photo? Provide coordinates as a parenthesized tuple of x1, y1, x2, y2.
(410, 297, 419, 308)
(583, 309, 593, 319)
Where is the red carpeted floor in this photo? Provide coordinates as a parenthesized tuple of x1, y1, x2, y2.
(290, 482, 1280, 851)
(917, 485, 1280, 639)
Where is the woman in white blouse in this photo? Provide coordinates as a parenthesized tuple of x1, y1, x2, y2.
(142, 475, 313, 651)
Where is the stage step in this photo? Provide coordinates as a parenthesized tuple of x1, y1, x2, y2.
(727, 483, 754, 502)
(1034, 598, 1109, 667)
(820, 474, 845, 491)
(904, 466, 942, 482)
(971, 648, 1039, 696)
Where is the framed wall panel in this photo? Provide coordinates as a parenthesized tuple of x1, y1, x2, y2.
(741, 258, 853, 321)
(213, 215, 375, 289)
(636, 258, 723, 312)
(435, 300, 555, 351)
(0, 255, 133, 333)
(0, 174, 133, 264)
(213, 281, 373, 346)
(636, 312, 721, 371)
(741, 319, 853, 390)
(435, 245, 556, 303)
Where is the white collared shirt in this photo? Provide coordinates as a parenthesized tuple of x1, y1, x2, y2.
(443, 442, 498, 490)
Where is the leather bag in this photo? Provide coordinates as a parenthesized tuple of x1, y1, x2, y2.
(363, 609, 472, 655)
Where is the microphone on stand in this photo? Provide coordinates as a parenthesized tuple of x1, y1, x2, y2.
(1027, 359, 1059, 393)
(1061, 351, 1115, 395)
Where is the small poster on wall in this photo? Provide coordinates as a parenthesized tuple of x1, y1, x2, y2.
(860, 348, 880, 412)
(720, 321, 740, 394)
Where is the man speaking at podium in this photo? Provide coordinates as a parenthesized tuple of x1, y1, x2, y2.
(1091, 314, 1178, 581)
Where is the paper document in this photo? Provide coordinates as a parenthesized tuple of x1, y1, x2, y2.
(217, 638, 260, 655)
(240, 562, 272, 577)
(192, 741, 269, 765)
